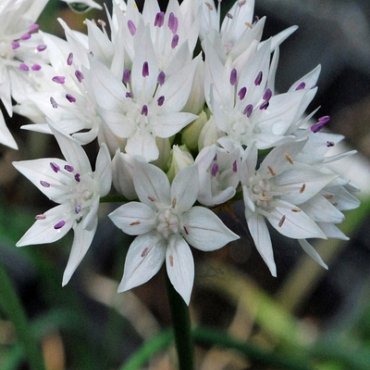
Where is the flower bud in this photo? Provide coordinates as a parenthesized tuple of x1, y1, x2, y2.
(167, 145, 194, 182)
(182, 110, 208, 151)
(112, 150, 137, 200)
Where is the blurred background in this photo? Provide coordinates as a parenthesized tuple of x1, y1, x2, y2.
(1, 0, 370, 369)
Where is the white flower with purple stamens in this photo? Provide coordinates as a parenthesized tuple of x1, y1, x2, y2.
(240, 140, 338, 276)
(109, 160, 239, 304)
(13, 123, 111, 286)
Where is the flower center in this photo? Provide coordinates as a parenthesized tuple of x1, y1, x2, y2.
(156, 208, 179, 239)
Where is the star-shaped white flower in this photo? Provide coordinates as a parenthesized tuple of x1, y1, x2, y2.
(13, 124, 111, 286)
(109, 160, 239, 304)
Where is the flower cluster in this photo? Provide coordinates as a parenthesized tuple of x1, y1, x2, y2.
(5, 0, 359, 304)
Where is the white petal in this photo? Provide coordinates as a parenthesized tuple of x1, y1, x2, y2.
(247, 214, 277, 276)
(133, 159, 171, 207)
(118, 231, 166, 292)
(298, 239, 328, 269)
(125, 131, 159, 162)
(94, 143, 112, 196)
(0, 110, 17, 149)
(17, 204, 74, 246)
(171, 165, 199, 214)
(151, 112, 197, 138)
(109, 202, 156, 235)
(166, 235, 194, 305)
(62, 219, 98, 286)
(182, 206, 239, 251)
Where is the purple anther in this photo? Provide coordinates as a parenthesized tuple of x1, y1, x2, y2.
(171, 34, 179, 49)
(232, 160, 237, 172)
(141, 105, 148, 116)
(259, 100, 269, 110)
(230, 68, 237, 85)
(238, 0, 247, 6)
(67, 52, 73, 66)
(142, 62, 149, 77)
(29, 24, 39, 32)
(213, 154, 217, 161)
(253, 15, 260, 24)
(168, 12, 178, 34)
(54, 220, 66, 230)
(127, 20, 136, 36)
(157, 96, 165, 106)
(327, 141, 335, 147)
(226, 13, 233, 19)
(11, 41, 20, 49)
(318, 115, 330, 124)
(126, 92, 132, 98)
(21, 33, 31, 40)
(52, 76, 65, 84)
(238, 86, 247, 100)
(263, 88, 272, 102)
(243, 104, 253, 117)
(66, 94, 76, 103)
(183, 225, 189, 235)
(31, 64, 41, 71)
(157, 71, 165, 85)
(64, 165, 74, 172)
(211, 163, 219, 177)
(74, 173, 81, 182)
(154, 11, 165, 27)
(75, 70, 84, 82)
(35, 214, 46, 220)
(50, 162, 60, 173)
(40, 180, 50, 187)
(254, 71, 263, 86)
(123, 69, 130, 84)
(37, 44, 47, 52)
(295, 82, 306, 91)
(50, 97, 58, 108)
(310, 122, 325, 133)
(75, 205, 82, 214)
(19, 63, 29, 71)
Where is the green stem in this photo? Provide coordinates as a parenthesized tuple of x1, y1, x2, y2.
(0, 259, 46, 370)
(165, 274, 194, 370)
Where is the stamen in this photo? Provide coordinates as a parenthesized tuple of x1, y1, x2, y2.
(142, 62, 149, 77)
(285, 154, 294, 164)
(263, 88, 272, 101)
(54, 220, 66, 229)
(64, 165, 74, 172)
(318, 115, 330, 124)
(168, 12, 178, 34)
(154, 12, 165, 27)
(66, 94, 76, 103)
(148, 195, 156, 201)
(268, 166, 276, 176)
(259, 101, 269, 110)
(52, 76, 65, 84)
(300, 183, 306, 193)
(75, 70, 84, 82)
(295, 82, 306, 91)
(75, 205, 82, 214)
(67, 52, 73, 66)
(169, 255, 174, 266)
(37, 44, 47, 52)
(238, 86, 247, 100)
(74, 173, 81, 182)
(126, 92, 132, 98)
(157, 71, 165, 85)
(243, 104, 253, 117)
(19, 63, 29, 71)
(130, 221, 141, 225)
(31, 64, 41, 71)
(259, 195, 271, 201)
(40, 181, 50, 187)
(183, 225, 189, 235)
(21, 33, 31, 41)
(172, 197, 176, 208)
(254, 71, 263, 86)
(141, 247, 149, 257)
(141, 105, 148, 116)
(123, 69, 130, 84)
(332, 202, 338, 207)
(226, 13, 233, 19)
(327, 141, 334, 147)
(232, 160, 237, 172)
(230, 68, 237, 85)
(35, 214, 46, 220)
(157, 96, 165, 106)
(11, 41, 20, 49)
(50, 97, 58, 108)
(50, 162, 60, 173)
(127, 20, 136, 35)
(211, 163, 219, 177)
(278, 215, 286, 227)
(205, 2, 213, 10)
(29, 24, 39, 32)
(291, 208, 301, 212)
(238, 0, 247, 6)
(171, 34, 179, 49)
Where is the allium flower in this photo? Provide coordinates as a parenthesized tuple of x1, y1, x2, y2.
(0, 0, 49, 148)
(240, 140, 338, 276)
(109, 160, 239, 304)
(13, 124, 112, 286)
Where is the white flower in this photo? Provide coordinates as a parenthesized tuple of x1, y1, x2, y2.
(13, 124, 112, 286)
(195, 144, 239, 206)
(240, 140, 338, 276)
(61, 0, 102, 12)
(109, 160, 239, 304)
